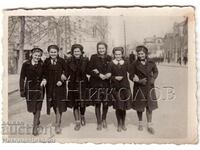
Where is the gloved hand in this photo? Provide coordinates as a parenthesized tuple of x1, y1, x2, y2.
(133, 75, 139, 82)
(56, 81, 62, 87)
(149, 78, 155, 85)
(138, 78, 147, 85)
(40, 79, 47, 87)
(99, 74, 106, 80)
(61, 74, 67, 81)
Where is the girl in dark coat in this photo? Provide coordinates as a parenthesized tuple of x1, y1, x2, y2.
(41, 45, 67, 134)
(19, 48, 44, 136)
(88, 42, 112, 130)
(66, 44, 89, 131)
(109, 47, 132, 132)
(129, 45, 158, 134)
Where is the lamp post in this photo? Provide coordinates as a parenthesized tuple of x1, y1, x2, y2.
(123, 17, 127, 56)
(121, 15, 127, 57)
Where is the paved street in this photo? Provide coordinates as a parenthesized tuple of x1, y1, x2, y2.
(5, 65, 188, 142)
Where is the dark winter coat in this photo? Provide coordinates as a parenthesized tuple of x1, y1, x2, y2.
(43, 57, 67, 114)
(109, 59, 132, 110)
(129, 59, 158, 112)
(87, 54, 112, 104)
(66, 56, 89, 107)
(19, 60, 44, 113)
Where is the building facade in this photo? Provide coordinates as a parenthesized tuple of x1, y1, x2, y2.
(143, 35, 164, 58)
(163, 17, 188, 63)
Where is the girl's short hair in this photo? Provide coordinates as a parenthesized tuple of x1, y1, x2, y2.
(47, 45, 59, 52)
(112, 47, 124, 54)
(71, 44, 84, 55)
(31, 48, 43, 54)
(136, 45, 148, 54)
(97, 42, 108, 50)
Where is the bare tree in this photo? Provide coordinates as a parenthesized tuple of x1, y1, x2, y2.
(17, 16, 25, 73)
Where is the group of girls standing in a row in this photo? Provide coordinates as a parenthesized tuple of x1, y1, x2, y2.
(19, 42, 159, 136)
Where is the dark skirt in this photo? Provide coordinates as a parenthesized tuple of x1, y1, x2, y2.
(46, 83, 67, 114)
(26, 100, 43, 113)
(67, 81, 90, 108)
(25, 81, 44, 113)
(47, 98, 67, 114)
(112, 88, 132, 110)
(132, 86, 158, 112)
(89, 87, 113, 106)
(132, 98, 158, 112)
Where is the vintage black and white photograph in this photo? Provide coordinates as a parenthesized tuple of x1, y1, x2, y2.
(2, 7, 197, 143)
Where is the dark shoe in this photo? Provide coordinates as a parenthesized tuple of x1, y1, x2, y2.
(121, 125, 127, 131)
(32, 126, 38, 136)
(97, 124, 102, 131)
(74, 123, 81, 131)
(81, 116, 86, 126)
(55, 124, 61, 134)
(147, 127, 155, 134)
(102, 120, 107, 128)
(117, 126, 121, 132)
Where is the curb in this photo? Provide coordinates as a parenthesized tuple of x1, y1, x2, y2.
(8, 89, 19, 95)
(158, 64, 187, 68)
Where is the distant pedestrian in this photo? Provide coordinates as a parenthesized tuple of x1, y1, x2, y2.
(129, 52, 136, 64)
(177, 57, 181, 65)
(183, 56, 188, 65)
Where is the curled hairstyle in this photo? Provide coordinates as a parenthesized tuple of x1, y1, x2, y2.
(97, 42, 108, 54)
(31, 47, 43, 54)
(136, 45, 148, 55)
(71, 44, 84, 55)
(112, 47, 124, 55)
(47, 45, 59, 52)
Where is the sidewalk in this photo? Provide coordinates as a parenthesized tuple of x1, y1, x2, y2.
(8, 74, 20, 95)
(158, 62, 188, 68)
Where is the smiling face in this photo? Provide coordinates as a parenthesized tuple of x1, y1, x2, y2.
(137, 50, 146, 61)
(73, 48, 82, 58)
(97, 44, 106, 55)
(32, 51, 42, 63)
(114, 50, 123, 61)
(49, 48, 58, 59)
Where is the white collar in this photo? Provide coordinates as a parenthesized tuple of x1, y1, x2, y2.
(113, 59, 124, 65)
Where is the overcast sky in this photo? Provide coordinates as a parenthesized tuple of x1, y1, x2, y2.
(108, 16, 185, 47)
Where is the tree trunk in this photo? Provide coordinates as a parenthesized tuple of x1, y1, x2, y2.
(17, 16, 25, 74)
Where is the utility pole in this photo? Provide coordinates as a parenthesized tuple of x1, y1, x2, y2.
(123, 16, 127, 56)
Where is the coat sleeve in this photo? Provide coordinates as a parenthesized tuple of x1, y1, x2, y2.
(109, 63, 117, 82)
(87, 55, 100, 78)
(42, 59, 48, 80)
(129, 62, 136, 81)
(62, 59, 69, 79)
(19, 62, 26, 93)
(85, 57, 90, 76)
